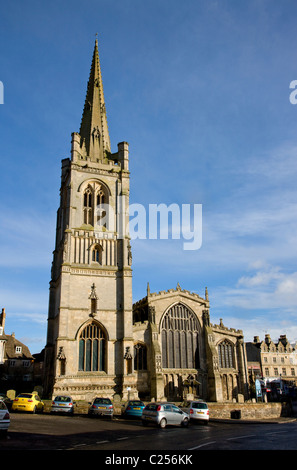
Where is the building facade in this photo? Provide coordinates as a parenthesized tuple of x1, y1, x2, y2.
(0, 308, 35, 386)
(246, 334, 297, 389)
(43, 40, 249, 402)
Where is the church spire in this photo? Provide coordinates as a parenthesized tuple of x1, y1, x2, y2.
(79, 37, 111, 161)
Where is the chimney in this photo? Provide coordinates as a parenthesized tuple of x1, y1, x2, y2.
(0, 308, 6, 330)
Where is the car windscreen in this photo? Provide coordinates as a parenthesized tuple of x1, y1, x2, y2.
(55, 396, 71, 402)
(192, 402, 208, 409)
(145, 404, 158, 410)
(94, 398, 111, 404)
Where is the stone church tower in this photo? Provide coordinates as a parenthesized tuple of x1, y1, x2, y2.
(44, 39, 250, 403)
(44, 39, 137, 400)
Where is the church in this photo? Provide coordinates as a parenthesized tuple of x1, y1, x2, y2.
(43, 39, 249, 403)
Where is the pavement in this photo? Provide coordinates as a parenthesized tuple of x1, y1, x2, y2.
(210, 416, 297, 424)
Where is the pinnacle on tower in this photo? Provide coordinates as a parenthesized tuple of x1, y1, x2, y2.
(79, 38, 111, 161)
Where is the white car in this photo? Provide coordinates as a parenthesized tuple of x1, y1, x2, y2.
(0, 399, 10, 437)
(180, 400, 209, 424)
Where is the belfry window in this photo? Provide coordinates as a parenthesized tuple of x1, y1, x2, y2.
(83, 187, 93, 225)
(161, 303, 200, 369)
(82, 181, 109, 227)
(78, 322, 106, 372)
(218, 340, 234, 369)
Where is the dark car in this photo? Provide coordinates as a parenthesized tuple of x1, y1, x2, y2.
(122, 400, 145, 418)
(88, 397, 114, 418)
(51, 396, 76, 415)
(0, 394, 13, 411)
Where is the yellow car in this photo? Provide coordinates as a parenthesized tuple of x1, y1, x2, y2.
(12, 392, 44, 413)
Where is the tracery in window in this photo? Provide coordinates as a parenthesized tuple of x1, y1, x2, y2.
(82, 181, 109, 227)
(218, 340, 234, 369)
(78, 322, 106, 372)
(83, 186, 93, 225)
(134, 343, 147, 371)
(161, 303, 200, 369)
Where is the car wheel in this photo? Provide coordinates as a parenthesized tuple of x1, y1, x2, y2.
(159, 418, 167, 429)
(182, 417, 189, 427)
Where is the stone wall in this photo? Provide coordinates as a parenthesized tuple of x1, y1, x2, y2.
(208, 402, 285, 420)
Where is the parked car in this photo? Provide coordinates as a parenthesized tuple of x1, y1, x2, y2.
(11, 391, 44, 413)
(142, 402, 189, 428)
(0, 393, 13, 411)
(0, 399, 10, 437)
(179, 400, 209, 424)
(88, 397, 114, 418)
(51, 395, 76, 415)
(122, 400, 145, 418)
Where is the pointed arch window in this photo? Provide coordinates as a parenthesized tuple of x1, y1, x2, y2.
(78, 322, 106, 372)
(134, 343, 147, 371)
(95, 186, 107, 227)
(218, 340, 234, 369)
(82, 182, 109, 227)
(161, 303, 200, 369)
(92, 244, 103, 264)
(83, 186, 93, 225)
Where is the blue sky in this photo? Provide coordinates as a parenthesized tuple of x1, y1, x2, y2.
(1, 0, 297, 353)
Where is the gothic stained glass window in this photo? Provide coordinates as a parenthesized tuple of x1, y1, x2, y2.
(161, 304, 200, 369)
(78, 322, 106, 372)
(218, 340, 234, 369)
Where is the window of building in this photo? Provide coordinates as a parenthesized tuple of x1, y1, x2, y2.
(134, 343, 147, 371)
(15, 346, 22, 354)
(218, 340, 234, 369)
(265, 367, 269, 376)
(83, 186, 93, 225)
(78, 322, 106, 372)
(161, 303, 200, 369)
(92, 244, 103, 264)
(282, 368, 286, 376)
(82, 182, 109, 227)
(291, 368, 295, 376)
(274, 368, 278, 376)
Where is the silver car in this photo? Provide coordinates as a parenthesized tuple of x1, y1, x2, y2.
(0, 400, 10, 437)
(88, 397, 114, 418)
(142, 402, 189, 428)
(51, 395, 76, 414)
(179, 400, 209, 424)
